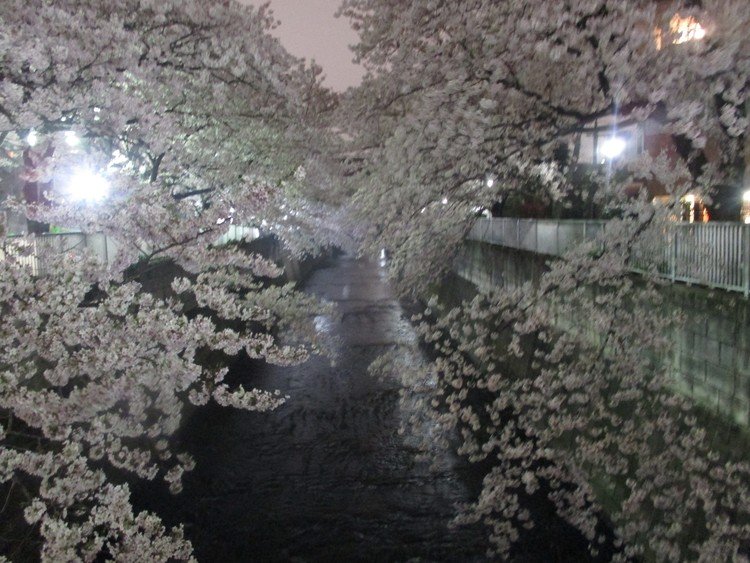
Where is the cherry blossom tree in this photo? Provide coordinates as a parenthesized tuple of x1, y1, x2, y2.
(338, 0, 750, 559)
(0, 1, 336, 559)
(338, 0, 749, 288)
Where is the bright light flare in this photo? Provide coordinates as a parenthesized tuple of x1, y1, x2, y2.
(671, 14, 706, 44)
(65, 168, 110, 203)
(742, 190, 750, 203)
(600, 136, 627, 160)
(64, 131, 80, 147)
(26, 130, 38, 147)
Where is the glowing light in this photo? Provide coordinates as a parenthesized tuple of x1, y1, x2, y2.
(65, 168, 110, 203)
(441, 197, 448, 205)
(655, 14, 706, 50)
(26, 130, 38, 147)
(64, 131, 80, 147)
(600, 136, 627, 159)
(671, 14, 706, 44)
(486, 177, 494, 188)
(742, 191, 750, 224)
(683, 194, 697, 223)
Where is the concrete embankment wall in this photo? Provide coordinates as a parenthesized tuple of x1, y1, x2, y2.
(453, 240, 750, 427)
(137, 235, 327, 299)
(244, 236, 329, 284)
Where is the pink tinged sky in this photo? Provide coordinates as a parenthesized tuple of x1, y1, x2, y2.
(241, 0, 365, 92)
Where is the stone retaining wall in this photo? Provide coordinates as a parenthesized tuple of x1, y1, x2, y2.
(454, 240, 750, 426)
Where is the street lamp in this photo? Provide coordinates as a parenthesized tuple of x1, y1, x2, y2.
(600, 137, 627, 160)
(600, 136, 627, 160)
(64, 131, 80, 147)
(64, 168, 110, 203)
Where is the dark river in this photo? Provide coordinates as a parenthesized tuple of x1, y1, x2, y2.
(133, 255, 491, 561)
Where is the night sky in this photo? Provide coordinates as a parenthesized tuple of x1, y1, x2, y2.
(242, 0, 365, 92)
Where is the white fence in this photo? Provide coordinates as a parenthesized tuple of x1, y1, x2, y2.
(468, 218, 750, 296)
(1, 233, 118, 276)
(2, 225, 260, 277)
(214, 225, 261, 246)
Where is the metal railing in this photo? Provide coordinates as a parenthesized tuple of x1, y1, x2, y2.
(467, 218, 750, 296)
(1, 225, 261, 276)
(1, 232, 117, 276)
(214, 225, 261, 246)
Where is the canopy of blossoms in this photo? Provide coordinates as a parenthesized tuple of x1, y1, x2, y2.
(2, 0, 750, 560)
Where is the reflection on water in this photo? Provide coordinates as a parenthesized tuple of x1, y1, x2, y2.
(313, 314, 333, 335)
